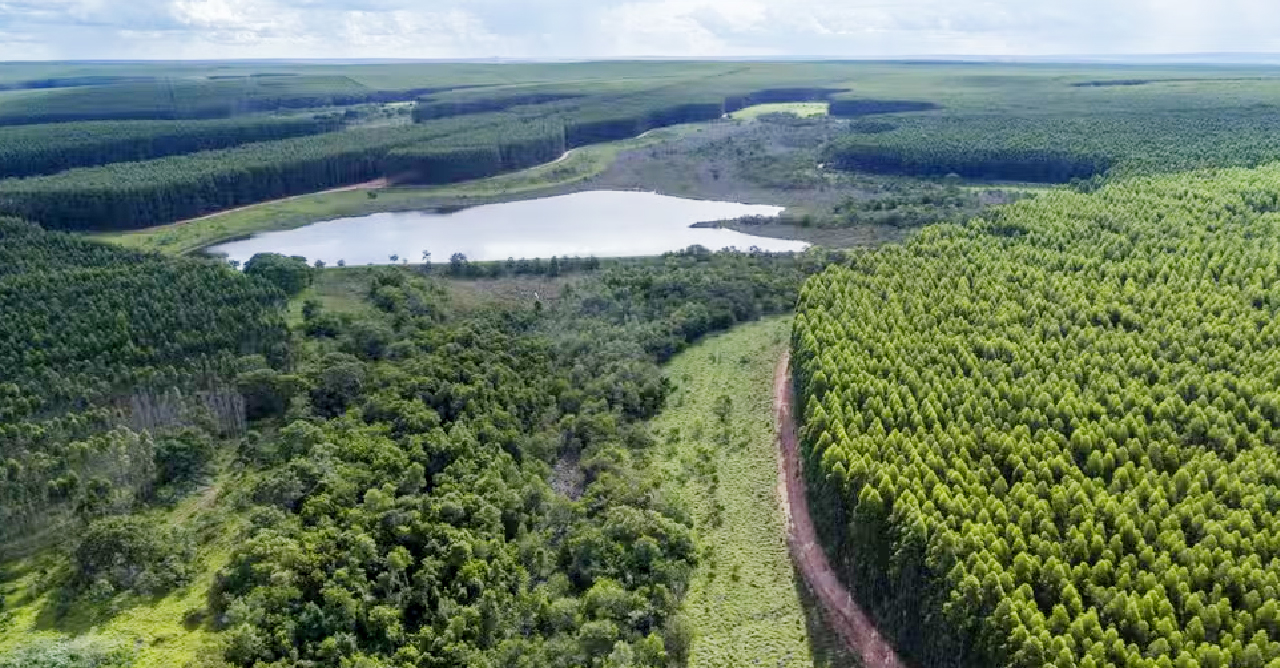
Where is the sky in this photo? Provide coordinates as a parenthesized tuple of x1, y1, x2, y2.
(3, 0, 1280, 61)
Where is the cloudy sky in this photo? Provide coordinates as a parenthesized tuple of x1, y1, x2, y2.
(2, 0, 1280, 61)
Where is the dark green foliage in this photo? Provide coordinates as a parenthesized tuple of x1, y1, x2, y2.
(829, 184, 1027, 227)
(825, 142, 1110, 182)
(243, 253, 315, 296)
(236, 368, 306, 421)
(0, 113, 533, 230)
(388, 120, 565, 183)
(795, 165, 1280, 668)
(413, 91, 583, 121)
(824, 110, 1280, 182)
(0, 75, 435, 126)
(0, 75, 158, 91)
(212, 248, 825, 668)
(0, 116, 339, 179)
(385, 145, 504, 184)
(71, 515, 194, 596)
(0, 220, 287, 422)
(152, 428, 216, 490)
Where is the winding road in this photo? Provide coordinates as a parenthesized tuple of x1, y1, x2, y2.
(774, 351, 908, 668)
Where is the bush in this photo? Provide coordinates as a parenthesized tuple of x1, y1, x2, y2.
(0, 636, 135, 668)
(71, 516, 194, 597)
(153, 428, 216, 489)
(236, 368, 305, 421)
(243, 253, 314, 297)
(662, 612, 694, 665)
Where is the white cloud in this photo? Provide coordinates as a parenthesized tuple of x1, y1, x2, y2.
(1, 0, 1280, 60)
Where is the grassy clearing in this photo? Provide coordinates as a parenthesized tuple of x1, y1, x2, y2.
(0, 482, 239, 668)
(94, 123, 710, 256)
(730, 103, 829, 120)
(650, 317, 854, 668)
(287, 265, 382, 326)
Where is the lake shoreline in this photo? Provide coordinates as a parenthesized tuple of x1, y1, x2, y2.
(208, 191, 807, 267)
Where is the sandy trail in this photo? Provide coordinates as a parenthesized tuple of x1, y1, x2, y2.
(774, 351, 908, 668)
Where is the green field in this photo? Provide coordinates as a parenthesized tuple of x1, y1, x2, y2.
(730, 103, 830, 120)
(96, 122, 707, 255)
(649, 317, 853, 668)
(0, 481, 237, 668)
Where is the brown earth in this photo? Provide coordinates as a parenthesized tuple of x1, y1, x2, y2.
(774, 351, 909, 668)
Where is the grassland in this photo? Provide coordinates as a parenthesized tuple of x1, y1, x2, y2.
(729, 102, 830, 120)
(96, 123, 708, 256)
(0, 479, 239, 668)
(649, 317, 854, 668)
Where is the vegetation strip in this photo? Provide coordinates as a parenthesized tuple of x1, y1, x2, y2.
(649, 317, 851, 668)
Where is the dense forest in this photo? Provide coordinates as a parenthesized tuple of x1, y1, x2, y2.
(7, 64, 1280, 231)
(0, 242, 826, 667)
(822, 110, 1280, 182)
(794, 164, 1280, 668)
(0, 90, 745, 230)
(212, 249, 819, 668)
(0, 75, 439, 125)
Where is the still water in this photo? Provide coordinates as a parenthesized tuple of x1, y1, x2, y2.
(208, 191, 808, 265)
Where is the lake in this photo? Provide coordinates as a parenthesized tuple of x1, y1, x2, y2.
(208, 191, 808, 265)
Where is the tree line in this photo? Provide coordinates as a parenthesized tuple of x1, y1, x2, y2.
(0, 75, 444, 126)
(822, 109, 1280, 183)
(0, 116, 340, 179)
(0, 84, 833, 230)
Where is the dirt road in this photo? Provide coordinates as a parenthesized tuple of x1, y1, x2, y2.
(774, 351, 908, 668)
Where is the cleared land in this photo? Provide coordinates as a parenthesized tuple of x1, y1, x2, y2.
(649, 317, 854, 668)
(730, 103, 830, 120)
(0, 478, 238, 668)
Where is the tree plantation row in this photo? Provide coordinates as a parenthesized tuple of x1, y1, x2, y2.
(794, 164, 1280, 668)
(0, 116, 341, 179)
(0, 86, 791, 230)
(8, 63, 1280, 232)
(823, 110, 1280, 183)
(0, 75, 429, 126)
(0, 218, 288, 542)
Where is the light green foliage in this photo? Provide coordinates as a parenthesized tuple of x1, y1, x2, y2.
(795, 163, 1280, 668)
(729, 103, 829, 120)
(651, 317, 850, 668)
(0, 635, 135, 668)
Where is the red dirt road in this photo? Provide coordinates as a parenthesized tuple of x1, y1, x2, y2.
(775, 351, 908, 668)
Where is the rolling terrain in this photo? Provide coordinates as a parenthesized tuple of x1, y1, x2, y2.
(4, 60, 1280, 668)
